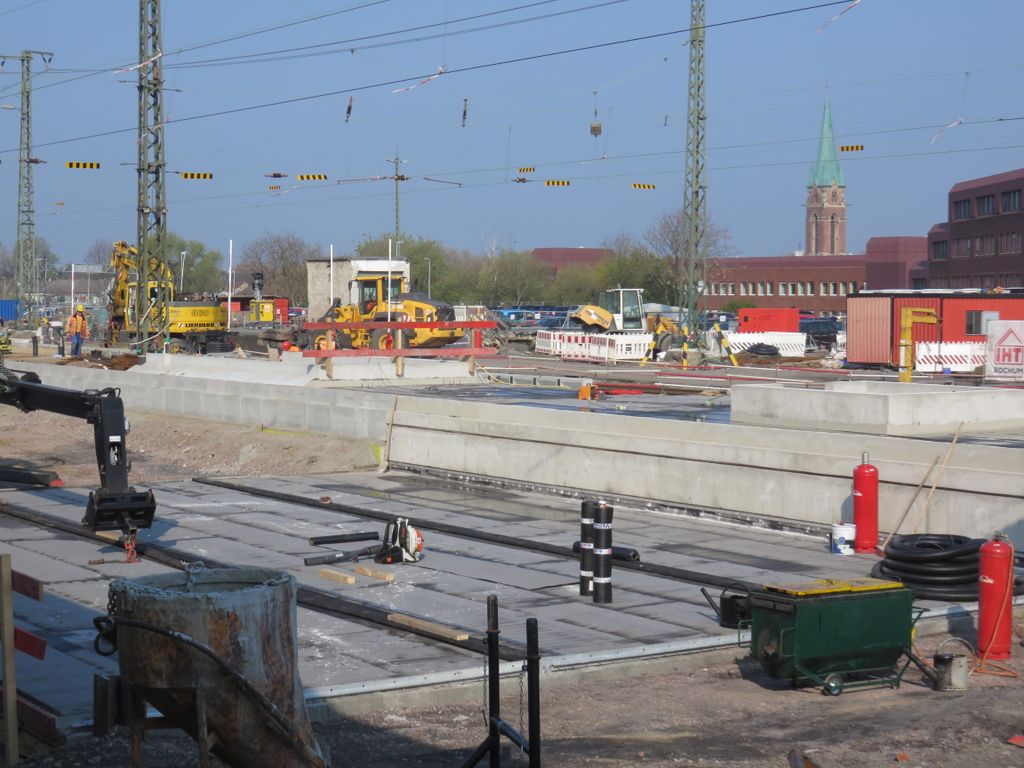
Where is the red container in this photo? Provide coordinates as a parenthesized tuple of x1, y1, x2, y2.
(978, 536, 1014, 660)
(853, 457, 879, 554)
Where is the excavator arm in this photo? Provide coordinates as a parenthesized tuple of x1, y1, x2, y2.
(0, 366, 156, 534)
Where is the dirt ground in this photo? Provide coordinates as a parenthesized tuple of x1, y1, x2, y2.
(1, 361, 1023, 767)
(13, 642, 1024, 767)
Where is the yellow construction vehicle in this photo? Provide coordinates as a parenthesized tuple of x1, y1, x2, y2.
(108, 241, 227, 346)
(569, 287, 690, 357)
(313, 273, 463, 351)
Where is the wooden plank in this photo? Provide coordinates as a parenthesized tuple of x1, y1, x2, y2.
(387, 613, 470, 642)
(0, 554, 18, 764)
(10, 572, 42, 602)
(353, 565, 395, 583)
(317, 567, 356, 585)
(13, 629, 45, 661)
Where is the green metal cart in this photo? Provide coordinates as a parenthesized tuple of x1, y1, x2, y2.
(748, 578, 921, 695)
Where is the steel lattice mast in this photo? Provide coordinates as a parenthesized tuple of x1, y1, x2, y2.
(681, 0, 706, 331)
(2, 50, 51, 319)
(136, 0, 168, 340)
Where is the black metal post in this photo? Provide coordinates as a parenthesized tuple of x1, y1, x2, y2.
(526, 618, 541, 768)
(487, 595, 501, 768)
(592, 501, 614, 604)
(579, 499, 595, 596)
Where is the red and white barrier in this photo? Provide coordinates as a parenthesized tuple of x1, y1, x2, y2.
(914, 342, 986, 373)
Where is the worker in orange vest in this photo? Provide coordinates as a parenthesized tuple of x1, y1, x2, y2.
(65, 304, 90, 357)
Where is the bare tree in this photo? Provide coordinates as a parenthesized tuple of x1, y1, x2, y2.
(645, 208, 731, 320)
(238, 233, 320, 305)
(84, 239, 113, 266)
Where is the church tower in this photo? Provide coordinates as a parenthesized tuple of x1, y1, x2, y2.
(805, 97, 846, 256)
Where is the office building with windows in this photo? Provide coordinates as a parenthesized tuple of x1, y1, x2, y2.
(927, 168, 1024, 289)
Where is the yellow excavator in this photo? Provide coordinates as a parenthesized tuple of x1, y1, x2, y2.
(312, 274, 463, 351)
(108, 241, 226, 346)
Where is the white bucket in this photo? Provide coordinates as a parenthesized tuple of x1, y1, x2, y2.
(829, 523, 856, 555)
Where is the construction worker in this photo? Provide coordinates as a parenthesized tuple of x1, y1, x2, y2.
(65, 304, 90, 357)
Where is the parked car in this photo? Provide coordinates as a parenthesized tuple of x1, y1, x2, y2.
(800, 317, 843, 349)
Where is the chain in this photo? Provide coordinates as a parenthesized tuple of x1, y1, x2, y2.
(123, 529, 140, 564)
(518, 663, 526, 754)
(106, 583, 117, 617)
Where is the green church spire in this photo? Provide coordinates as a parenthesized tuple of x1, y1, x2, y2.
(808, 96, 844, 188)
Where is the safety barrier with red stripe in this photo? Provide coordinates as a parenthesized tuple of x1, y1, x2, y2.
(914, 342, 986, 373)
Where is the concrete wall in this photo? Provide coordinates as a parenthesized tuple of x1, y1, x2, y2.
(732, 381, 1024, 435)
(386, 396, 1024, 546)
(12, 362, 395, 442)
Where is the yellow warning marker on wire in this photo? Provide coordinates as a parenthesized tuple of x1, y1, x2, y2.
(518, 166, 535, 174)
(839, 144, 864, 152)
(297, 174, 328, 181)
(179, 172, 213, 179)
(55, 201, 64, 207)
(268, 184, 281, 191)
(631, 183, 656, 190)
(65, 161, 100, 169)
(544, 179, 570, 187)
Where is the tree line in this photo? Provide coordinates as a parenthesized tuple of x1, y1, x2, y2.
(0, 207, 729, 309)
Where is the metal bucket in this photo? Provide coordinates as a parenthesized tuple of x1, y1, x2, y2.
(109, 565, 325, 768)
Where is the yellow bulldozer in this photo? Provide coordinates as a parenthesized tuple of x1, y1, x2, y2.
(569, 287, 686, 356)
(311, 273, 463, 351)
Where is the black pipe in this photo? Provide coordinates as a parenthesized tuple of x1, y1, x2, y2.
(572, 541, 639, 562)
(487, 595, 501, 768)
(493, 717, 528, 752)
(579, 500, 595, 596)
(307, 531, 379, 546)
(302, 546, 378, 567)
(526, 617, 540, 768)
(592, 501, 613, 604)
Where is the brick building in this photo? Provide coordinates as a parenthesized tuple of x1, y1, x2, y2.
(805, 97, 847, 257)
(927, 168, 1024, 289)
(532, 247, 612, 275)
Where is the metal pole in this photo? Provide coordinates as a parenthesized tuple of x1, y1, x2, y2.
(426, 257, 431, 298)
(329, 243, 334, 307)
(681, 0, 706, 338)
(487, 595, 501, 768)
(227, 239, 233, 331)
(179, 251, 185, 292)
(387, 238, 393, 324)
(526, 618, 541, 768)
(70, 263, 76, 313)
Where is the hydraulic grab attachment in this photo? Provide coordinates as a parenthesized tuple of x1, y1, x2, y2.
(0, 366, 156, 534)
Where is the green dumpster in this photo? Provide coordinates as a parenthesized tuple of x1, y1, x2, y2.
(748, 578, 917, 695)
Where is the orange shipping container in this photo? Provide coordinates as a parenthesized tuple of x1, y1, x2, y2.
(846, 296, 891, 364)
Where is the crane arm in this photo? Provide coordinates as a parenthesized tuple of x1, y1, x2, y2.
(0, 366, 156, 534)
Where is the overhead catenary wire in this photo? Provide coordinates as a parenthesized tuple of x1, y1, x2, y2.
(0, 0, 856, 155)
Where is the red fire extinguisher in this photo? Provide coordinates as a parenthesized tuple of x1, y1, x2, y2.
(978, 534, 1015, 661)
(853, 452, 879, 554)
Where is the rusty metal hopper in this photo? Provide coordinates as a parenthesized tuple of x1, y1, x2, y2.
(109, 565, 326, 768)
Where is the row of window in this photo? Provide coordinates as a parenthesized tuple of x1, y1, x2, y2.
(931, 232, 1022, 260)
(951, 189, 1022, 220)
(709, 281, 859, 297)
(929, 273, 1023, 290)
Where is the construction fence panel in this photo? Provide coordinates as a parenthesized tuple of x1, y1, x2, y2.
(724, 332, 807, 358)
(534, 330, 556, 354)
(836, 332, 847, 356)
(914, 342, 986, 373)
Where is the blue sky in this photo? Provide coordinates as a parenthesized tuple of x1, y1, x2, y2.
(1, 0, 1022, 266)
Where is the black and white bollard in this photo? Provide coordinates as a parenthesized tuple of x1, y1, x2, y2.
(579, 499, 596, 596)
(592, 501, 614, 604)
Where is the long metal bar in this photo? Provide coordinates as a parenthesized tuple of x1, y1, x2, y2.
(487, 596, 501, 768)
(526, 618, 541, 768)
(195, 477, 759, 591)
(303, 320, 497, 331)
(0, 554, 18, 766)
